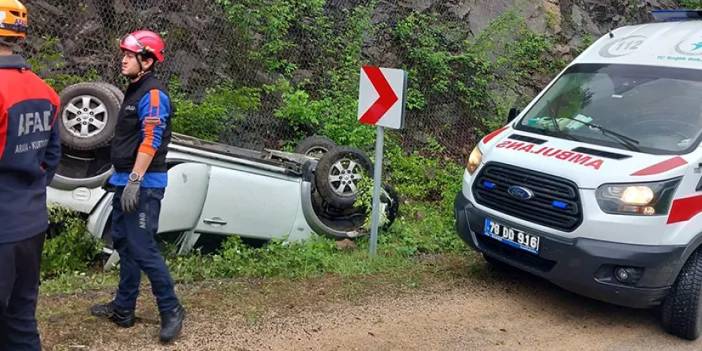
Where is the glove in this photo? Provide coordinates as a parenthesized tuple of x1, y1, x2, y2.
(121, 179, 141, 213)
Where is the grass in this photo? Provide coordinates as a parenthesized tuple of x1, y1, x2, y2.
(38, 252, 487, 349)
(41, 198, 467, 295)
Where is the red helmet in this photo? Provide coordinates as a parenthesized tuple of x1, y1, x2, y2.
(120, 30, 165, 62)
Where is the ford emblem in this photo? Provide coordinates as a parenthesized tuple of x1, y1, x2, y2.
(507, 185, 534, 200)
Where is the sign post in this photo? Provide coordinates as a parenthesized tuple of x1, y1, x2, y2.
(357, 66, 407, 256)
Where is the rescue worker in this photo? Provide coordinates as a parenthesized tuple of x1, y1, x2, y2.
(90, 30, 185, 343)
(0, 0, 62, 349)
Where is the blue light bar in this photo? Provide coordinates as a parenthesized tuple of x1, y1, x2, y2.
(552, 200, 568, 210)
(482, 180, 496, 190)
(652, 10, 702, 22)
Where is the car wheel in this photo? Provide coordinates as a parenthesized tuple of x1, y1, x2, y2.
(310, 189, 367, 233)
(94, 82, 124, 103)
(58, 82, 121, 151)
(294, 135, 337, 159)
(101, 216, 114, 250)
(50, 147, 113, 190)
(315, 147, 372, 208)
(661, 249, 702, 340)
(381, 184, 399, 229)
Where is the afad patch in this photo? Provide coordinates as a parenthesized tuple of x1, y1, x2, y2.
(495, 140, 605, 170)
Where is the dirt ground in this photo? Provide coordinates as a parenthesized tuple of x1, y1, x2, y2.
(39, 257, 702, 351)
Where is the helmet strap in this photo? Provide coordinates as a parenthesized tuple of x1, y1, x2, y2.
(130, 54, 148, 81)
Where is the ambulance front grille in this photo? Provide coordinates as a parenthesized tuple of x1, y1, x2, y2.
(472, 162, 582, 232)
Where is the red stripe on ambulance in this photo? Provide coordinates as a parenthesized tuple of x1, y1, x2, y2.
(631, 157, 687, 176)
(495, 140, 605, 170)
(481, 126, 509, 144)
(668, 195, 702, 224)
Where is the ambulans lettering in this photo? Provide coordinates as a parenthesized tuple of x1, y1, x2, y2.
(556, 151, 573, 160)
(543, 148, 560, 157)
(505, 142, 525, 150)
(517, 144, 534, 152)
(568, 153, 592, 165)
(495, 140, 605, 170)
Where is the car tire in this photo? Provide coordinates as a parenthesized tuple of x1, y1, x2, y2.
(381, 184, 399, 229)
(58, 82, 121, 151)
(661, 249, 702, 340)
(309, 188, 365, 232)
(315, 147, 372, 208)
(50, 171, 112, 191)
(294, 135, 337, 159)
(95, 82, 124, 103)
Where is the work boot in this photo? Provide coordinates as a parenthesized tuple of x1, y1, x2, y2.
(159, 304, 185, 343)
(90, 302, 135, 328)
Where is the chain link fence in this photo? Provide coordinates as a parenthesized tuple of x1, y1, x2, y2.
(21, 0, 671, 160)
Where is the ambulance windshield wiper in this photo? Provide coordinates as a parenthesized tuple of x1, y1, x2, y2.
(546, 115, 581, 142)
(555, 116, 640, 152)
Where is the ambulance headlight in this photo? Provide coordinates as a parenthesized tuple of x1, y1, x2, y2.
(467, 146, 482, 175)
(596, 179, 681, 216)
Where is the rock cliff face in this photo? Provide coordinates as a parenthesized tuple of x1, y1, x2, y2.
(24, 0, 681, 93)
(21, 1, 685, 151)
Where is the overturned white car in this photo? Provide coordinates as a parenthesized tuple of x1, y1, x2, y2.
(47, 82, 398, 260)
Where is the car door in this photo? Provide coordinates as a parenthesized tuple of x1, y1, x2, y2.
(195, 164, 302, 240)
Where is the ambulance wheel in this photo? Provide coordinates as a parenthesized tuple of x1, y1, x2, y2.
(661, 249, 702, 340)
(58, 82, 121, 151)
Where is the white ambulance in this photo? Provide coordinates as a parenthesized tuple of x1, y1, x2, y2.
(454, 10, 702, 340)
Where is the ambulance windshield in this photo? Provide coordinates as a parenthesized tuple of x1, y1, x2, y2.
(516, 63, 702, 155)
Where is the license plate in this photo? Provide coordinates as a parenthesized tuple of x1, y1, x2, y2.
(483, 218, 540, 254)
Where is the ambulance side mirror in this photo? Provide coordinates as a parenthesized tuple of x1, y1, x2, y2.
(507, 107, 520, 123)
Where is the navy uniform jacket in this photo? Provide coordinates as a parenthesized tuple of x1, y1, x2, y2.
(0, 55, 61, 244)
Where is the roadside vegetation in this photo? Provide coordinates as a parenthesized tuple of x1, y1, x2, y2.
(42, 5, 567, 294)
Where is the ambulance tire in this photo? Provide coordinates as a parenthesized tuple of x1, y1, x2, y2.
(661, 249, 702, 340)
(58, 82, 121, 151)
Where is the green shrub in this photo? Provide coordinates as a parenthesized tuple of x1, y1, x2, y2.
(43, 207, 102, 279)
(171, 80, 261, 141)
(681, 0, 702, 9)
(385, 144, 463, 205)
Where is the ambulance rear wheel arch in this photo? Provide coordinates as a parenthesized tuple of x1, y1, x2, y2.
(661, 249, 702, 340)
(673, 232, 702, 282)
